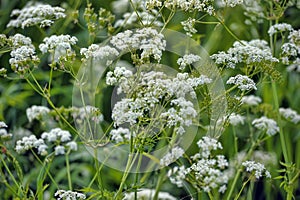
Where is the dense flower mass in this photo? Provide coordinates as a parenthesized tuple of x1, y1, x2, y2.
(110, 28, 166, 61)
(16, 128, 77, 156)
(252, 116, 279, 136)
(177, 53, 201, 70)
(268, 23, 293, 36)
(160, 146, 184, 166)
(39, 35, 78, 63)
(168, 137, 228, 193)
(7, 2, 66, 28)
(279, 108, 300, 124)
(242, 160, 271, 179)
(8, 34, 39, 74)
(26, 105, 50, 122)
(241, 95, 262, 106)
(80, 44, 119, 65)
(123, 188, 176, 200)
(108, 68, 211, 134)
(226, 74, 257, 91)
(211, 40, 278, 68)
(55, 190, 86, 200)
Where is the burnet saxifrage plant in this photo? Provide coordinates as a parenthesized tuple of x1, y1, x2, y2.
(0, 0, 300, 200)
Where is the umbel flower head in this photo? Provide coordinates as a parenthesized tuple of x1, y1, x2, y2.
(7, 2, 66, 29)
(8, 34, 40, 75)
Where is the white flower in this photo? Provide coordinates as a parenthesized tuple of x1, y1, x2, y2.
(252, 116, 279, 136)
(226, 74, 257, 91)
(0, 121, 7, 128)
(26, 105, 50, 122)
(123, 188, 176, 200)
(110, 28, 166, 61)
(80, 45, 119, 66)
(55, 145, 65, 155)
(42, 128, 71, 142)
(181, 18, 197, 37)
(112, 98, 144, 127)
(279, 107, 300, 124)
(228, 113, 245, 126)
(242, 160, 271, 179)
(177, 53, 201, 70)
(167, 166, 187, 188)
(7, 2, 66, 29)
(211, 39, 278, 68)
(0, 129, 12, 140)
(241, 95, 262, 106)
(39, 34, 78, 62)
(8, 34, 39, 74)
(197, 137, 222, 158)
(37, 144, 48, 156)
(55, 190, 86, 200)
(160, 146, 184, 166)
(288, 30, 300, 45)
(15, 135, 38, 154)
(66, 141, 78, 151)
(268, 23, 293, 36)
(110, 127, 131, 143)
(220, 0, 244, 7)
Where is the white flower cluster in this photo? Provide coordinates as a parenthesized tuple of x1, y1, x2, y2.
(168, 137, 228, 193)
(160, 146, 184, 166)
(226, 74, 257, 91)
(16, 128, 77, 156)
(227, 113, 245, 126)
(7, 2, 66, 29)
(181, 18, 197, 37)
(161, 97, 197, 135)
(0, 129, 12, 140)
(9, 34, 39, 74)
(110, 127, 131, 143)
(242, 160, 271, 179)
(80, 44, 119, 66)
(242, 0, 264, 23)
(55, 190, 86, 200)
(0, 121, 7, 128)
(110, 28, 166, 62)
(108, 68, 211, 134)
(15, 135, 48, 155)
(26, 105, 50, 122)
(177, 53, 201, 70)
(219, 0, 244, 7)
(268, 23, 293, 36)
(280, 29, 300, 72)
(234, 150, 277, 167)
(123, 188, 176, 200)
(39, 35, 78, 63)
(252, 116, 279, 136)
(241, 95, 262, 106)
(146, 0, 215, 15)
(106, 66, 133, 93)
(279, 107, 300, 124)
(112, 98, 144, 127)
(211, 40, 278, 69)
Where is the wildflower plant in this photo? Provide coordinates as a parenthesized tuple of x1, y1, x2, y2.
(0, 0, 300, 200)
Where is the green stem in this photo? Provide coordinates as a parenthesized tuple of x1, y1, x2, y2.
(0, 155, 24, 197)
(31, 150, 59, 189)
(66, 152, 72, 190)
(153, 169, 165, 200)
(234, 178, 251, 200)
(226, 140, 258, 200)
